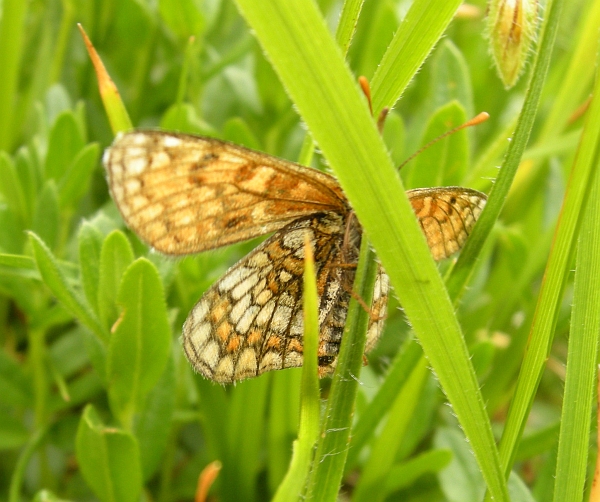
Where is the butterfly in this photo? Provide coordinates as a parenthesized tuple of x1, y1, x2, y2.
(103, 130, 486, 383)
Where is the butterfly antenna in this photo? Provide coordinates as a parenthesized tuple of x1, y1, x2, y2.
(398, 112, 490, 171)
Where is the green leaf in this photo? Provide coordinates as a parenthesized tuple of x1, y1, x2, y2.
(516, 423, 561, 462)
(78, 222, 104, 313)
(8, 426, 50, 502)
(76, 405, 142, 502)
(57, 143, 100, 208)
(82, 329, 109, 385)
(305, 240, 379, 499)
(0, 208, 26, 254)
(0, 412, 29, 449)
(267, 370, 301, 493)
(353, 1, 398, 79)
(160, 103, 215, 135)
(221, 377, 270, 501)
(446, 0, 564, 304)
(107, 258, 171, 428)
(158, 0, 205, 39)
(134, 354, 176, 480)
(32, 489, 73, 502)
(384, 449, 452, 494)
(32, 180, 60, 251)
(382, 111, 406, 169)
(222, 118, 261, 150)
(335, 0, 364, 56)
(0, 151, 29, 225)
(406, 101, 468, 188)
(435, 426, 484, 502)
(429, 40, 474, 118)
(44, 111, 85, 182)
(508, 474, 537, 502)
(0, 350, 32, 407)
(346, 339, 423, 472)
(48, 326, 91, 380)
(98, 230, 135, 329)
(28, 232, 106, 341)
(14, 147, 42, 223)
(0, 253, 36, 271)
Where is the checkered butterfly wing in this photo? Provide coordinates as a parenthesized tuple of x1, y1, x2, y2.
(407, 187, 486, 261)
(179, 187, 485, 383)
(103, 130, 486, 383)
(103, 130, 349, 255)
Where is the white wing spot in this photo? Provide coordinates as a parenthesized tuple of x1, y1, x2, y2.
(218, 267, 254, 293)
(231, 274, 259, 301)
(236, 305, 260, 334)
(284, 351, 303, 367)
(271, 304, 292, 333)
(129, 133, 148, 145)
(127, 156, 148, 176)
(202, 341, 220, 370)
(259, 351, 282, 372)
(189, 321, 212, 348)
(230, 294, 251, 324)
(255, 299, 276, 326)
(215, 356, 235, 381)
(235, 349, 258, 379)
(164, 135, 183, 147)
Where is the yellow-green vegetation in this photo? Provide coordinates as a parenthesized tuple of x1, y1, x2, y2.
(0, 1, 598, 501)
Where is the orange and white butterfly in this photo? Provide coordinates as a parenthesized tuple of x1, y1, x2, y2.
(103, 130, 486, 383)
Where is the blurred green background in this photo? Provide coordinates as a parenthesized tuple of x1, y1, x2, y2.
(0, 0, 598, 501)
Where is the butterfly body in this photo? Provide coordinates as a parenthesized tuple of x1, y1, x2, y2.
(103, 130, 485, 383)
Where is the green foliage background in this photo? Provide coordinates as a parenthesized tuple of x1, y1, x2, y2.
(0, 0, 599, 501)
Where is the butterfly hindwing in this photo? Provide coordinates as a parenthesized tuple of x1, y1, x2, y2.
(408, 187, 486, 261)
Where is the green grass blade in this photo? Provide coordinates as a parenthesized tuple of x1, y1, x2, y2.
(496, 3, 600, 476)
(0, 0, 28, 151)
(306, 241, 379, 500)
(352, 356, 428, 502)
(505, 2, 600, 219)
(446, 0, 563, 303)
(370, 0, 462, 114)
(553, 134, 600, 499)
(345, 338, 423, 471)
(335, 0, 364, 56)
(384, 449, 452, 494)
(233, 0, 507, 498)
(0, 152, 29, 225)
(272, 235, 320, 502)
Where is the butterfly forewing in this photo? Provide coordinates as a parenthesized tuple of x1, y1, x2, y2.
(103, 130, 486, 383)
(103, 131, 348, 255)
